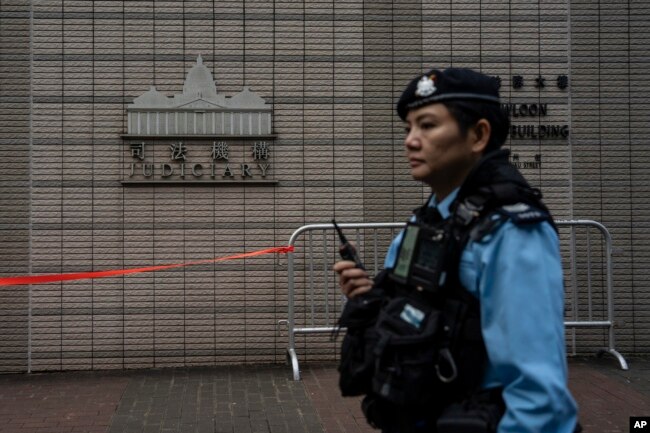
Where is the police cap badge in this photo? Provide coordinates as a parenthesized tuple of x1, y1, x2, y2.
(397, 67, 501, 120)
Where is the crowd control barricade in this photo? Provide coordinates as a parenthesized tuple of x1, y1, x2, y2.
(282, 220, 628, 381)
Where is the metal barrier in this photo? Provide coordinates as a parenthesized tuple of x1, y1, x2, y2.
(282, 220, 628, 381)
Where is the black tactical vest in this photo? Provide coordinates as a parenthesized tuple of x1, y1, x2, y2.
(337, 149, 556, 432)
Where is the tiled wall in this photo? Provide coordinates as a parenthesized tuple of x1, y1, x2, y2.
(0, 0, 31, 372)
(0, 0, 648, 372)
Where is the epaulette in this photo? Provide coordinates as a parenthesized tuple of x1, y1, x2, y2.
(464, 202, 552, 243)
(495, 202, 550, 225)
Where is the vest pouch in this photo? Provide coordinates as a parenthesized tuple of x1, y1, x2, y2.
(339, 324, 379, 396)
(338, 290, 384, 396)
(371, 295, 443, 407)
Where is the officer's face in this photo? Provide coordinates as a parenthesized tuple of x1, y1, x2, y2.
(404, 103, 482, 196)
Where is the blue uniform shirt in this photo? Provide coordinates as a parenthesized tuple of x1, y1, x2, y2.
(384, 188, 578, 433)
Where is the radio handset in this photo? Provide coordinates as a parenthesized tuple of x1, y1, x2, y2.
(332, 220, 365, 270)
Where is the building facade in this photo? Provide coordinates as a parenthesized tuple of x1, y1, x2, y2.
(0, 0, 649, 372)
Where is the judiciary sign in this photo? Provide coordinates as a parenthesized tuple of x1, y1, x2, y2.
(122, 55, 276, 184)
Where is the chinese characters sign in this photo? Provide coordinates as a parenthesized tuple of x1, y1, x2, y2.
(510, 153, 542, 170)
(490, 73, 571, 171)
(494, 74, 570, 144)
(493, 74, 568, 91)
(124, 139, 274, 183)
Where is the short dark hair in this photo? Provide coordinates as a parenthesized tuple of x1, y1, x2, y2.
(442, 100, 510, 153)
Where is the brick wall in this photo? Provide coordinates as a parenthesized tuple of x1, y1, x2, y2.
(0, 0, 31, 372)
(570, 0, 650, 355)
(0, 0, 648, 372)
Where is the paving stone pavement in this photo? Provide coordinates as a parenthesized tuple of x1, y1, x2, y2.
(0, 370, 129, 433)
(105, 366, 325, 433)
(0, 357, 648, 433)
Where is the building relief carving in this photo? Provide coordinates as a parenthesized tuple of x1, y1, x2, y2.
(126, 55, 272, 137)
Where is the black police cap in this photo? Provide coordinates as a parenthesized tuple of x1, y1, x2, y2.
(396, 68, 501, 120)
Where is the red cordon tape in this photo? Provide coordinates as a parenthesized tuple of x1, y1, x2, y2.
(0, 246, 294, 287)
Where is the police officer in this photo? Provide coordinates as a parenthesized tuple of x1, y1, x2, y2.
(334, 68, 579, 432)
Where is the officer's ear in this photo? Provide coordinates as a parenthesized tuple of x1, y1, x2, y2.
(469, 118, 491, 154)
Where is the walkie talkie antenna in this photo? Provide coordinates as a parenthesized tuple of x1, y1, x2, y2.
(332, 219, 365, 269)
(332, 220, 347, 244)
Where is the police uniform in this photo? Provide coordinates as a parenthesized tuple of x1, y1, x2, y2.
(384, 187, 578, 433)
(337, 68, 579, 433)
(394, 69, 578, 432)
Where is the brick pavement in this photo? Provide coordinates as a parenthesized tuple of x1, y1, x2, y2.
(0, 358, 648, 433)
(568, 357, 650, 433)
(0, 370, 129, 433)
(300, 365, 373, 433)
(105, 366, 323, 433)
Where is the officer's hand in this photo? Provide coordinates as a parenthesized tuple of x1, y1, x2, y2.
(333, 260, 373, 299)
